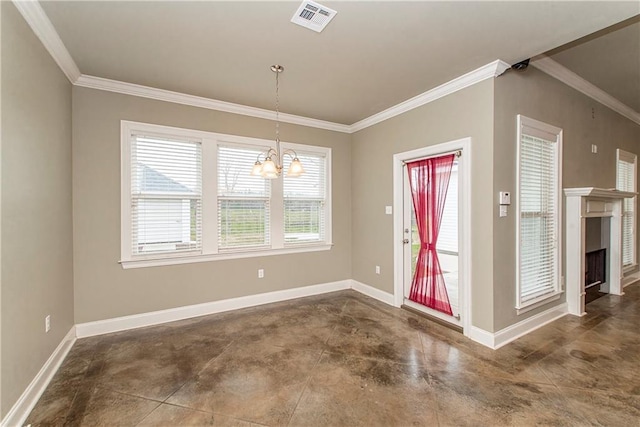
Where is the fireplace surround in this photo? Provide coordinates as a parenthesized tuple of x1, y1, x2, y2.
(565, 187, 635, 316)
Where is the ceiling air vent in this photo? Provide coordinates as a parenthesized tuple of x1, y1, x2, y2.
(291, 1, 337, 33)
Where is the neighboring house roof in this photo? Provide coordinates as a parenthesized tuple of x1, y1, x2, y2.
(138, 163, 192, 193)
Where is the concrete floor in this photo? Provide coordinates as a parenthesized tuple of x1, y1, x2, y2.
(26, 284, 640, 426)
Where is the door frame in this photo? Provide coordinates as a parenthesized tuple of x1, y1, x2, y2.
(392, 137, 472, 335)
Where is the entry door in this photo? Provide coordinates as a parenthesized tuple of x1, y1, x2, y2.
(402, 155, 462, 326)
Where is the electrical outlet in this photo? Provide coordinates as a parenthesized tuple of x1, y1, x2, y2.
(375, 265, 381, 275)
(258, 269, 264, 279)
(45, 315, 51, 333)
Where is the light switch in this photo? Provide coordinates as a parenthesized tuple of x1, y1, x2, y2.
(385, 206, 392, 215)
(500, 205, 508, 217)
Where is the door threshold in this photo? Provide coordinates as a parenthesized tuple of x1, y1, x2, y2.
(402, 304, 463, 333)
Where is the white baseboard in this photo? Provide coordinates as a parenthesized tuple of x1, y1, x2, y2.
(467, 303, 568, 350)
(466, 325, 496, 348)
(76, 280, 351, 338)
(350, 280, 395, 306)
(0, 279, 571, 427)
(76, 280, 399, 339)
(1, 326, 77, 427)
(494, 303, 568, 349)
(1, 280, 567, 427)
(4, 279, 380, 426)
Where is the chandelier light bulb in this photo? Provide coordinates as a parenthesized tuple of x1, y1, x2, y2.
(287, 158, 305, 177)
(251, 161, 263, 176)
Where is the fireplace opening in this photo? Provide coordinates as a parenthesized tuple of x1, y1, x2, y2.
(585, 248, 607, 304)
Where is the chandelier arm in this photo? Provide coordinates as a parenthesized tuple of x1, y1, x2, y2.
(282, 149, 299, 161)
(255, 152, 267, 163)
(265, 147, 278, 158)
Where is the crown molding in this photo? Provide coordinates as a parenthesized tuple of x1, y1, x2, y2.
(14, 0, 514, 134)
(75, 75, 352, 133)
(12, 0, 81, 83)
(350, 60, 511, 133)
(531, 55, 640, 126)
(14, 0, 349, 133)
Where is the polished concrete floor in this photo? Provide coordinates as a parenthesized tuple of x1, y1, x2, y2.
(26, 284, 640, 426)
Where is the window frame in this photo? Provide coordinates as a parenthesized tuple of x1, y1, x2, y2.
(515, 115, 563, 313)
(121, 121, 332, 269)
(128, 132, 203, 257)
(616, 148, 637, 272)
(283, 149, 329, 246)
(216, 142, 274, 251)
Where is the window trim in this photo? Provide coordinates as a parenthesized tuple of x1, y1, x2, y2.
(515, 115, 564, 312)
(616, 148, 637, 272)
(121, 121, 332, 269)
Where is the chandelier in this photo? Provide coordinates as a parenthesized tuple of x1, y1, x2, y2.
(251, 65, 305, 179)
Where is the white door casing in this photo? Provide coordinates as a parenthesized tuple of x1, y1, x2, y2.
(393, 137, 472, 334)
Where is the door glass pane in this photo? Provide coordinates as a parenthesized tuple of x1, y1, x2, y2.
(408, 161, 459, 317)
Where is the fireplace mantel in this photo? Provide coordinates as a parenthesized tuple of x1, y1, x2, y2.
(564, 188, 634, 316)
(564, 187, 636, 199)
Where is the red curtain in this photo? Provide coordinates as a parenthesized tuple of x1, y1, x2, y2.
(407, 154, 455, 315)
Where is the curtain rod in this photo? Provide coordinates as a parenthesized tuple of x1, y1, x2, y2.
(402, 150, 462, 165)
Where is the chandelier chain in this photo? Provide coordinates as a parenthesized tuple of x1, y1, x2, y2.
(250, 64, 302, 179)
(275, 69, 280, 142)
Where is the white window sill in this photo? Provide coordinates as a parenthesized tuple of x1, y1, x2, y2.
(516, 292, 562, 315)
(120, 243, 333, 269)
(623, 263, 637, 275)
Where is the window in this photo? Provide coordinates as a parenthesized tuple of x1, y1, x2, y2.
(121, 121, 332, 268)
(437, 161, 458, 254)
(129, 133, 202, 256)
(616, 149, 637, 270)
(283, 152, 327, 244)
(218, 145, 271, 249)
(516, 115, 563, 311)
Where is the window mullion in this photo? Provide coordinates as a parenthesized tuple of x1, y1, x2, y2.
(271, 175, 285, 249)
(202, 138, 218, 254)
(121, 127, 133, 262)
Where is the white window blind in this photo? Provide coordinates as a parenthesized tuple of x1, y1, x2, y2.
(217, 145, 271, 249)
(617, 149, 637, 268)
(438, 163, 458, 254)
(283, 152, 326, 244)
(131, 134, 202, 255)
(517, 116, 561, 309)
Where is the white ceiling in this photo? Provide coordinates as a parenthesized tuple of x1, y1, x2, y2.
(38, 1, 640, 125)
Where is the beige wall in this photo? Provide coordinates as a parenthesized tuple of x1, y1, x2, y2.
(1, 2, 74, 417)
(493, 67, 640, 330)
(351, 80, 496, 331)
(72, 87, 351, 323)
